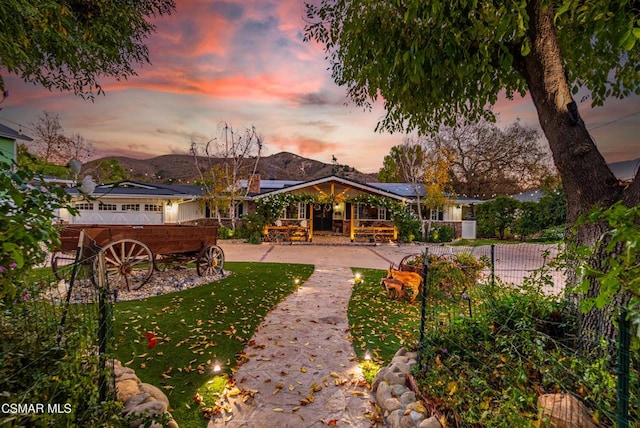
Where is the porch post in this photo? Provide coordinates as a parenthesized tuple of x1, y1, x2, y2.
(350, 204, 355, 241)
(308, 203, 314, 241)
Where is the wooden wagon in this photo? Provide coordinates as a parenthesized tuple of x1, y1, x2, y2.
(51, 225, 224, 291)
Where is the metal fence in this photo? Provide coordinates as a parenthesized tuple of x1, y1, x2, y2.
(414, 244, 637, 427)
(0, 250, 115, 426)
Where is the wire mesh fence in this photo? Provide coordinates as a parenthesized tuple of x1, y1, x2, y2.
(412, 243, 637, 427)
(0, 250, 116, 426)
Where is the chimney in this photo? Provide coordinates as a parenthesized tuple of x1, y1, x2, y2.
(248, 174, 261, 194)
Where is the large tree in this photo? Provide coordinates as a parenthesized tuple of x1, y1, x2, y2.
(433, 118, 551, 198)
(191, 123, 264, 230)
(305, 1, 640, 348)
(30, 111, 94, 165)
(0, 0, 175, 97)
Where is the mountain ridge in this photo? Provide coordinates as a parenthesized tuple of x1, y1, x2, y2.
(81, 152, 379, 184)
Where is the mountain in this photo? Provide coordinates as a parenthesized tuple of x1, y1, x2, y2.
(609, 157, 640, 182)
(81, 152, 379, 184)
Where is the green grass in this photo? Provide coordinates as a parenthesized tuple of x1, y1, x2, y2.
(112, 262, 313, 428)
(348, 268, 422, 365)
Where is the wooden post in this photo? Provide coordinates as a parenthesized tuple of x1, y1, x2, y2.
(350, 204, 355, 241)
(308, 203, 314, 241)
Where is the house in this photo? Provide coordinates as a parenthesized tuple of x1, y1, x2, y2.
(58, 181, 207, 225)
(61, 175, 482, 240)
(0, 123, 32, 167)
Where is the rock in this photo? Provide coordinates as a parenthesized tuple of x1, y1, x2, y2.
(405, 402, 426, 414)
(126, 400, 168, 427)
(390, 384, 408, 397)
(117, 379, 142, 403)
(420, 416, 443, 428)
(117, 372, 141, 383)
(384, 370, 407, 385)
(400, 391, 416, 406)
(140, 383, 170, 407)
(383, 397, 403, 413)
(387, 409, 403, 427)
(372, 366, 389, 391)
(123, 393, 151, 413)
(401, 410, 425, 428)
(376, 381, 392, 404)
(538, 393, 597, 428)
(394, 348, 409, 358)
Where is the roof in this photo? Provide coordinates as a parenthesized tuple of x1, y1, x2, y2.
(67, 181, 205, 198)
(0, 123, 32, 141)
(251, 175, 408, 201)
(510, 189, 543, 203)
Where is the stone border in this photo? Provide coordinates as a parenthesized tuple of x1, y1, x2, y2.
(112, 359, 179, 428)
(371, 348, 442, 428)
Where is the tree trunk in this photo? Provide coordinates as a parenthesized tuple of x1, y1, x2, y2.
(516, 0, 638, 353)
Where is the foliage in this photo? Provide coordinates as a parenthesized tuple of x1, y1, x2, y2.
(349, 261, 635, 426)
(17, 144, 70, 178)
(570, 202, 640, 337)
(0, 270, 127, 427)
(427, 224, 454, 243)
(304, 1, 639, 134)
(435, 118, 551, 198)
(538, 186, 566, 227)
(0, 0, 175, 97)
(28, 111, 94, 165)
(254, 193, 315, 225)
(93, 158, 132, 183)
(476, 196, 520, 240)
(0, 161, 75, 300)
(514, 201, 541, 240)
(191, 123, 264, 229)
(112, 262, 314, 427)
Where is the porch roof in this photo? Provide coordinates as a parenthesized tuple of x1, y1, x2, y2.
(251, 175, 408, 201)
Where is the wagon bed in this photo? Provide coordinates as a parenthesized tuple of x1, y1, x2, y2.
(52, 224, 224, 291)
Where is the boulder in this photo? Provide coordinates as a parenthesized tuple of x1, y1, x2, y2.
(538, 393, 596, 428)
(117, 379, 142, 403)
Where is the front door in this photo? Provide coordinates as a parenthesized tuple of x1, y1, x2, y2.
(312, 204, 333, 231)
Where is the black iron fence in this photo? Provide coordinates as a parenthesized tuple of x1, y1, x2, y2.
(0, 250, 116, 426)
(414, 243, 637, 427)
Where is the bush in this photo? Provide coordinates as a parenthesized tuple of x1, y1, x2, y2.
(427, 224, 454, 243)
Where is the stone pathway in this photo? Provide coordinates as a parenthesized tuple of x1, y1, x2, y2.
(208, 266, 381, 428)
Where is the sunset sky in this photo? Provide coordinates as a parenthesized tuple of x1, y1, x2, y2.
(0, 0, 638, 173)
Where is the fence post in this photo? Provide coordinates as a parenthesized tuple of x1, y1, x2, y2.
(417, 247, 429, 373)
(490, 244, 496, 287)
(96, 252, 110, 403)
(617, 307, 630, 428)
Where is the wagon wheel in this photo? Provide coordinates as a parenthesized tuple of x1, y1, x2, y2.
(99, 239, 154, 291)
(196, 245, 225, 276)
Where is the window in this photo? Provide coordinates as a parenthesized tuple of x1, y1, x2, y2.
(430, 208, 444, 221)
(98, 203, 117, 211)
(356, 203, 379, 220)
(121, 204, 140, 212)
(74, 202, 93, 210)
(234, 202, 244, 218)
(283, 202, 306, 219)
(144, 204, 163, 212)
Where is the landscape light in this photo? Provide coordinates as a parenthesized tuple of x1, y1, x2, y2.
(212, 360, 222, 374)
(364, 349, 372, 361)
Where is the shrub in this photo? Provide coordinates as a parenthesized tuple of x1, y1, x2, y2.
(427, 224, 454, 243)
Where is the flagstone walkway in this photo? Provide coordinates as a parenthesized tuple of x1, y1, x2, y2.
(208, 265, 380, 428)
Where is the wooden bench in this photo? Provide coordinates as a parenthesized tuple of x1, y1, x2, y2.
(351, 226, 396, 243)
(263, 225, 310, 242)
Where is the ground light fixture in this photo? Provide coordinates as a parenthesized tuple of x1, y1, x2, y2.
(294, 278, 300, 285)
(212, 359, 222, 374)
(364, 349, 372, 361)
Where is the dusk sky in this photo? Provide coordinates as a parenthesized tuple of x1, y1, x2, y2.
(0, 0, 638, 173)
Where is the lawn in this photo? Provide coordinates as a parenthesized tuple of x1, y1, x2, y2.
(112, 262, 313, 427)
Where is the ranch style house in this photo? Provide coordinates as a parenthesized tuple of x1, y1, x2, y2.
(58, 175, 482, 241)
